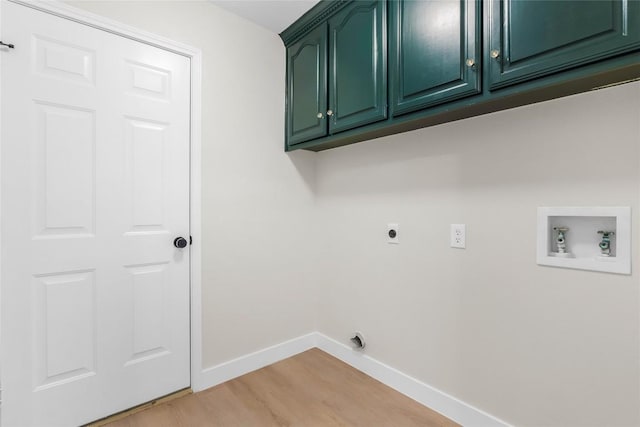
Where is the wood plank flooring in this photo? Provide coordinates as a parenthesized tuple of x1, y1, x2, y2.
(105, 348, 458, 426)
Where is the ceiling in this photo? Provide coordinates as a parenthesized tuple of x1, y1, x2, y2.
(210, 0, 320, 34)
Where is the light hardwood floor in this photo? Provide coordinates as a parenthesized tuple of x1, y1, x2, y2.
(105, 348, 458, 426)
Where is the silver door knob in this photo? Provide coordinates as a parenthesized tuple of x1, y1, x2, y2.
(327, 110, 333, 116)
(490, 50, 500, 59)
(317, 113, 323, 119)
(465, 58, 475, 67)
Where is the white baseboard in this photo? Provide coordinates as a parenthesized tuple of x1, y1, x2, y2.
(315, 333, 510, 427)
(193, 332, 317, 392)
(194, 332, 510, 427)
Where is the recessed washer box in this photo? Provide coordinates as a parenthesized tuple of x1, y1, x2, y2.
(537, 207, 631, 275)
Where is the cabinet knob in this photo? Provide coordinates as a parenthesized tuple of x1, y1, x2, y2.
(326, 110, 333, 116)
(490, 50, 500, 59)
(465, 58, 475, 67)
(317, 112, 323, 119)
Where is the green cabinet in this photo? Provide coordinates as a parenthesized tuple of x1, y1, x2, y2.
(390, 0, 481, 116)
(488, 0, 640, 89)
(328, 0, 387, 133)
(286, 25, 327, 146)
(281, 0, 640, 151)
(285, 0, 387, 146)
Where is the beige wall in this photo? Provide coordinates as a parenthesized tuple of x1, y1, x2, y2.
(61, 2, 640, 425)
(315, 82, 640, 426)
(66, 0, 319, 368)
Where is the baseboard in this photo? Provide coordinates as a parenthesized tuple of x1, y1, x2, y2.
(194, 332, 509, 426)
(315, 333, 510, 427)
(193, 332, 317, 392)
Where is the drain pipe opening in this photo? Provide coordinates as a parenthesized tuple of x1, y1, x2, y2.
(350, 332, 365, 350)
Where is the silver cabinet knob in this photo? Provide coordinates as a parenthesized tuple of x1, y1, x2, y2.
(490, 50, 500, 59)
(326, 110, 333, 116)
(465, 58, 475, 67)
(317, 113, 323, 119)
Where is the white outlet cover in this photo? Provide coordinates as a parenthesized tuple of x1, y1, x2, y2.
(450, 224, 466, 248)
(387, 223, 399, 244)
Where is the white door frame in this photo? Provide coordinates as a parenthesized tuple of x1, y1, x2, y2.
(0, 0, 205, 403)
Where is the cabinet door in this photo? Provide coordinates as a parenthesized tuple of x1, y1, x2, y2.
(390, 0, 480, 117)
(286, 25, 328, 146)
(488, 0, 640, 89)
(328, 0, 387, 134)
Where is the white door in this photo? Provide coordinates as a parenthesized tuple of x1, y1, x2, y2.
(1, 2, 191, 426)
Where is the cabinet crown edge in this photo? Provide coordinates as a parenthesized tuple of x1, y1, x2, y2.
(279, 0, 349, 45)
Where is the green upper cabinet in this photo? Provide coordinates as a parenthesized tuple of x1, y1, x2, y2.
(390, 0, 481, 116)
(286, 24, 328, 146)
(281, 0, 639, 151)
(488, 0, 640, 89)
(328, 0, 387, 134)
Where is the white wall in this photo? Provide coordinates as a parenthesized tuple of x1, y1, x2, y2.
(315, 82, 640, 427)
(66, 0, 319, 368)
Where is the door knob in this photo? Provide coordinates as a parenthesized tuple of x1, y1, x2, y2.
(326, 110, 333, 116)
(490, 50, 500, 59)
(174, 237, 188, 248)
(317, 112, 323, 119)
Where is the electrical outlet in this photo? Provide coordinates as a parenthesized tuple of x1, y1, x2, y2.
(450, 224, 466, 248)
(387, 223, 399, 244)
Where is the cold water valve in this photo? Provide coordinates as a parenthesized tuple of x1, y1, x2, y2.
(598, 230, 614, 257)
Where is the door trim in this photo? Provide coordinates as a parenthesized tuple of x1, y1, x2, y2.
(0, 0, 205, 411)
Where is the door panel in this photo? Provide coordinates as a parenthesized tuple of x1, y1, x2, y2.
(34, 35, 96, 85)
(124, 118, 167, 229)
(127, 61, 171, 100)
(390, 0, 480, 116)
(488, 0, 640, 89)
(126, 263, 171, 364)
(286, 24, 327, 145)
(1, 3, 191, 426)
(329, 0, 387, 134)
(34, 102, 96, 236)
(33, 270, 96, 390)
